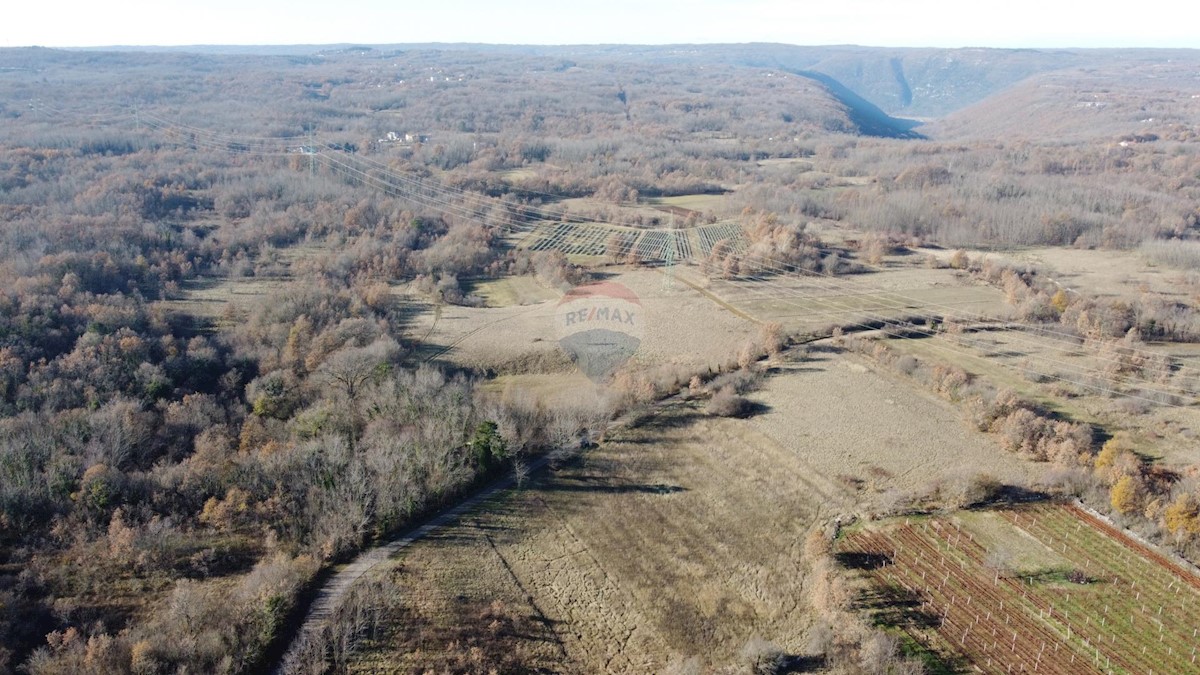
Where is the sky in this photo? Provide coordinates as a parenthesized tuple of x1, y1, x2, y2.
(5, 0, 1200, 49)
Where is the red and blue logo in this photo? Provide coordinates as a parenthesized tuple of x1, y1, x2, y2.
(556, 281, 643, 382)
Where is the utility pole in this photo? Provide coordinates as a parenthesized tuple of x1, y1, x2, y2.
(308, 128, 316, 176)
(662, 218, 677, 291)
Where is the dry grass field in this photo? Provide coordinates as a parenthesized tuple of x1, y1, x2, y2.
(157, 244, 335, 323)
(335, 345, 1056, 671)
(159, 276, 294, 323)
(919, 246, 1200, 304)
(343, 401, 829, 672)
(411, 267, 760, 372)
(675, 264, 1008, 336)
(467, 275, 562, 308)
(647, 193, 728, 213)
(747, 353, 1041, 498)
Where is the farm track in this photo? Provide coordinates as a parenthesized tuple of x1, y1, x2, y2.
(272, 457, 550, 675)
(843, 503, 1200, 674)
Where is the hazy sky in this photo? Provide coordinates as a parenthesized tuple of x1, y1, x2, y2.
(6, 0, 1199, 49)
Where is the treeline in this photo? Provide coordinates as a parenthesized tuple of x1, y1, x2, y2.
(962, 253, 1200, 346)
(776, 139, 1200, 248)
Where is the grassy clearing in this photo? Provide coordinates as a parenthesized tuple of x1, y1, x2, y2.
(687, 265, 1006, 336)
(158, 276, 291, 323)
(496, 167, 539, 183)
(414, 267, 758, 373)
(158, 243, 332, 323)
(841, 502, 1200, 675)
(344, 402, 829, 672)
(481, 372, 617, 411)
(755, 157, 814, 169)
(467, 275, 561, 307)
(647, 193, 726, 212)
(746, 355, 1039, 498)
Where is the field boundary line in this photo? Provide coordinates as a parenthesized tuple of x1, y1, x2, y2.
(1070, 499, 1200, 586)
(666, 267, 761, 324)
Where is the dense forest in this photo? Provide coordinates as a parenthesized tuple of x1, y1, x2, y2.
(1, 44, 1199, 674)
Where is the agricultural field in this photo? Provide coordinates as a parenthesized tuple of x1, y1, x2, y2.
(317, 346, 1061, 671)
(518, 220, 746, 260)
(339, 401, 830, 672)
(679, 264, 1008, 336)
(745, 354, 1041, 498)
(409, 267, 761, 372)
(841, 502, 1200, 674)
(4, 41, 1200, 675)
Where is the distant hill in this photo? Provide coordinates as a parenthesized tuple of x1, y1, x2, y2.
(586, 44, 1200, 119)
(925, 59, 1200, 141)
(645, 44, 1090, 117)
(23, 43, 1200, 126)
(0, 46, 883, 142)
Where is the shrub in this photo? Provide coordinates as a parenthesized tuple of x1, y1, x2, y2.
(939, 472, 1002, 509)
(759, 321, 785, 356)
(1065, 568, 1091, 584)
(707, 387, 751, 417)
(708, 368, 763, 395)
(1111, 475, 1144, 515)
(739, 635, 788, 675)
(894, 354, 919, 375)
